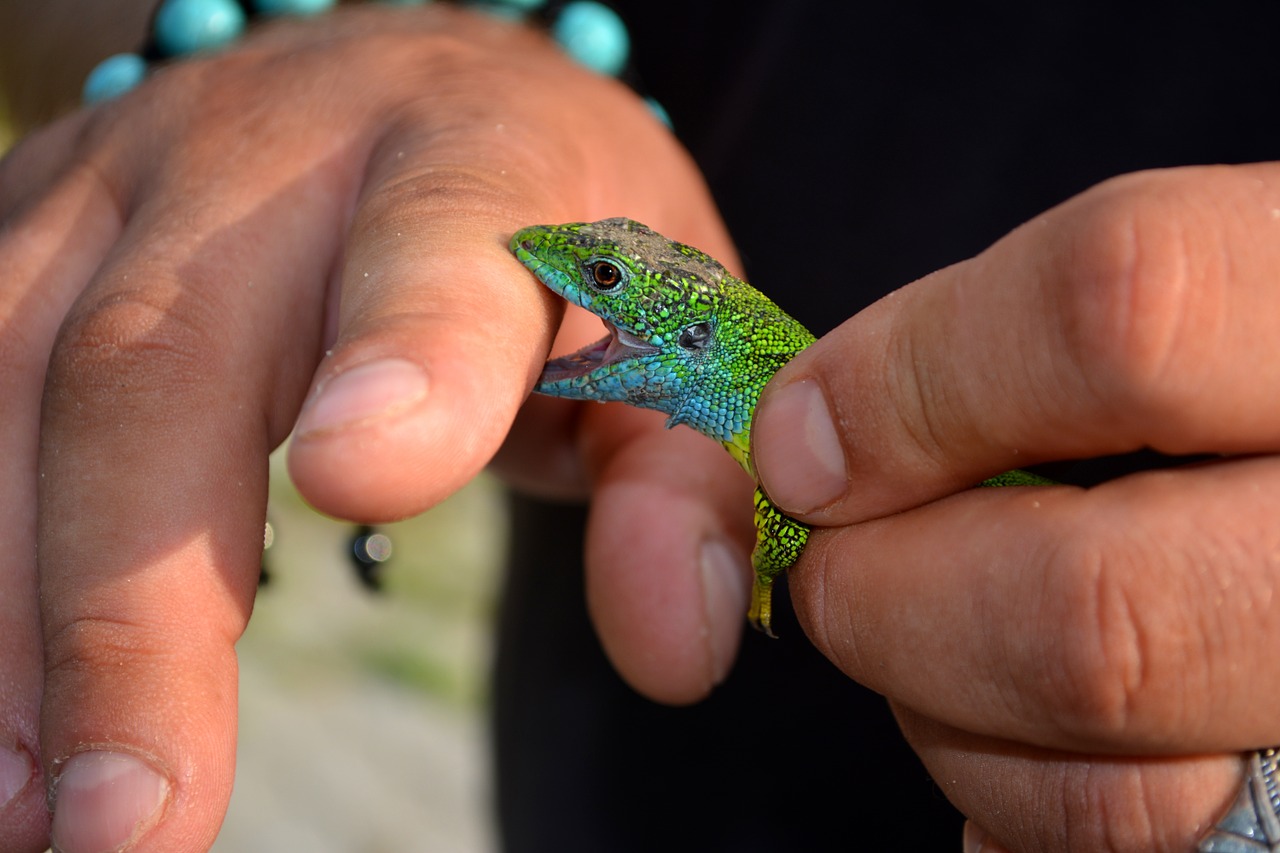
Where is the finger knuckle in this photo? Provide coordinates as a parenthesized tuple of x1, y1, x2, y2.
(1051, 169, 1231, 437)
(1056, 761, 1183, 852)
(43, 613, 160, 688)
(360, 164, 529, 237)
(1033, 531, 1166, 741)
(986, 756, 1226, 852)
(47, 283, 215, 406)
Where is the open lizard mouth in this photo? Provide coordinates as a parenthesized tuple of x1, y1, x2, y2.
(537, 320, 659, 386)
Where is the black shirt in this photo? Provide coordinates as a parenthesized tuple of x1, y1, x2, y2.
(494, 3, 1280, 849)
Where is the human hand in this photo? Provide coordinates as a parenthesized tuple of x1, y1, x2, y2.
(748, 163, 1280, 850)
(0, 6, 734, 851)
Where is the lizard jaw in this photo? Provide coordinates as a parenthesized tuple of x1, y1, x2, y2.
(536, 321, 658, 391)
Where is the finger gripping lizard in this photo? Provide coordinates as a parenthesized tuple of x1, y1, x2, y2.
(511, 218, 1048, 637)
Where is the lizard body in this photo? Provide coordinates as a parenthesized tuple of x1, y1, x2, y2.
(511, 217, 1048, 637)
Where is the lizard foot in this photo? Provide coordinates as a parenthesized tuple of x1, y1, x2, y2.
(747, 575, 777, 638)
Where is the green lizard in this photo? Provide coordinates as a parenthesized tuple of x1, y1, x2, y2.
(511, 217, 1049, 637)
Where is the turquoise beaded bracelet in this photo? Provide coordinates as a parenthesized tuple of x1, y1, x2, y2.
(83, 0, 650, 118)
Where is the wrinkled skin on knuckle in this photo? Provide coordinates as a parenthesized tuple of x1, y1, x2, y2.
(45, 281, 229, 419)
(1047, 169, 1238, 449)
(38, 605, 239, 758)
(358, 164, 539, 239)
(41, 614, 162, 691)
(904, 709, 1234, 853)
(1005, 761, 1142, 852)
(1026, 515, 1221, 749)
(1031, 536, 1154, 745)
(1017, 759, 1201, 852)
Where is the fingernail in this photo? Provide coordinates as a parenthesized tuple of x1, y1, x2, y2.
(962, 820, 1012, 853)
(51, 751, 170, 853)
(0, 741, 34, 808)
(754, 380, 847, 512)
(295, 358, 428, 437)
(699, 537, 751, 685)
(962, 821, 986, 853)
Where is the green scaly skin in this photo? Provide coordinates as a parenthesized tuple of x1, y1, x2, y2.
(511, 218, 1051, 637)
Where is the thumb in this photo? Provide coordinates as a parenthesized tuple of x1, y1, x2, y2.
(752, 163, 1280, 526)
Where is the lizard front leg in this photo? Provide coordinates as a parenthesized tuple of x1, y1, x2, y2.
(748, 488, 810, 638)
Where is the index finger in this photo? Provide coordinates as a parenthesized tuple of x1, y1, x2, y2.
(285, 18, 727, 520)
(753, 163, 1280, 524)
(790, 453, 1280, 755)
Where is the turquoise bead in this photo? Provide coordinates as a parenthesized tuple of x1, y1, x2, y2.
(254, 0, 337, 15)
(646, 97, 672, 129)
(82, 53, 148, 103)
(153, 0, 247, 56)
(553, 1, 629, 77)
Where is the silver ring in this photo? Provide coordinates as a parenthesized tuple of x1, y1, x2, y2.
(1197, 748, 1280, 852)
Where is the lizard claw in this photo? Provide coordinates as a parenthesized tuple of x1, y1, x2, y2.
(747, 576, 778, 639)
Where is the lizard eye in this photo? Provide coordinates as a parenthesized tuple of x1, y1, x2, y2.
(587, 260, 624, 290)
(678, 322, 713, 350)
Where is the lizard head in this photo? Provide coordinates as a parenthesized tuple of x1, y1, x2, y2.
(510, 218, 726, 409)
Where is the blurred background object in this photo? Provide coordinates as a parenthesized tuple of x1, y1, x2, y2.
(215, 449, 506, 853)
